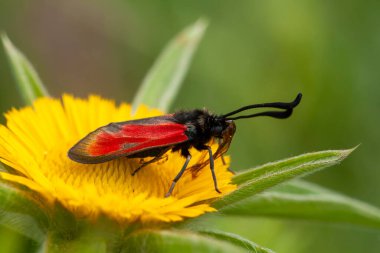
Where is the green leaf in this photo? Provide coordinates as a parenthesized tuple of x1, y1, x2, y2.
(121, 229, 248, 253)
(2, 34, 49, 105)
(199, 229, 275, 253)
(0, 183, 47, 242)
(219, 180, 380, 229)
(214, 148, 354, 209)
(132, 19, 207, 112)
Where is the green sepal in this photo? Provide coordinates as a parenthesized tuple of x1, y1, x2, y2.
(220, 179, 380, 229)
(2, 34, 49, 105)
(199, 229, 275, 253)
(214, 148, 354, 209)
(120, 229, 249, 253)
(42, 228, 107, 253)
(132, 19, 207, 112)
(0, 183, 48, 242)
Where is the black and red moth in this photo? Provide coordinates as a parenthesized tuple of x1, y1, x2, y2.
(68, 93, 302, 197)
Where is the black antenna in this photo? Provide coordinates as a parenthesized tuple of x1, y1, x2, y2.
(222, 93, 302, 120)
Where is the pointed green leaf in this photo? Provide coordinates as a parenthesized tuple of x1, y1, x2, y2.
(132, 19, 207, 112)
(0, 183, 47, 242)
(2, 34, 49, 105)
(121, 229, 247, 253)
(199, 229, 275, 253)
(219, 180, 380, 229)
(214, 148, 354, 209)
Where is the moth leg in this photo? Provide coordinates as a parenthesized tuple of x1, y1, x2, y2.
(218, 138, 235, 174)
(197, 145, 221, 194)
(165, 151, 192, 198)
(218, 138, 227, 165)
(131, 148, 169, 176)
(205, 145, 221, 193)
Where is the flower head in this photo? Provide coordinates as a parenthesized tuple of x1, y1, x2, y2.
(0, 95, 236, 223)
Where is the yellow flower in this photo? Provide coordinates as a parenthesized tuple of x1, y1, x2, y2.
(0, 95, 236, 223)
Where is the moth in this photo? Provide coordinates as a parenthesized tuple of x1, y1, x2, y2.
(69, 93, 302, 197)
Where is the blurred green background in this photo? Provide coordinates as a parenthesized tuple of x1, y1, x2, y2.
(0, 0, 379, 252)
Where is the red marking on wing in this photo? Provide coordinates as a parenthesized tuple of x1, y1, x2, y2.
(89, 123, 188, 156)
(68, 116, 189, 163)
